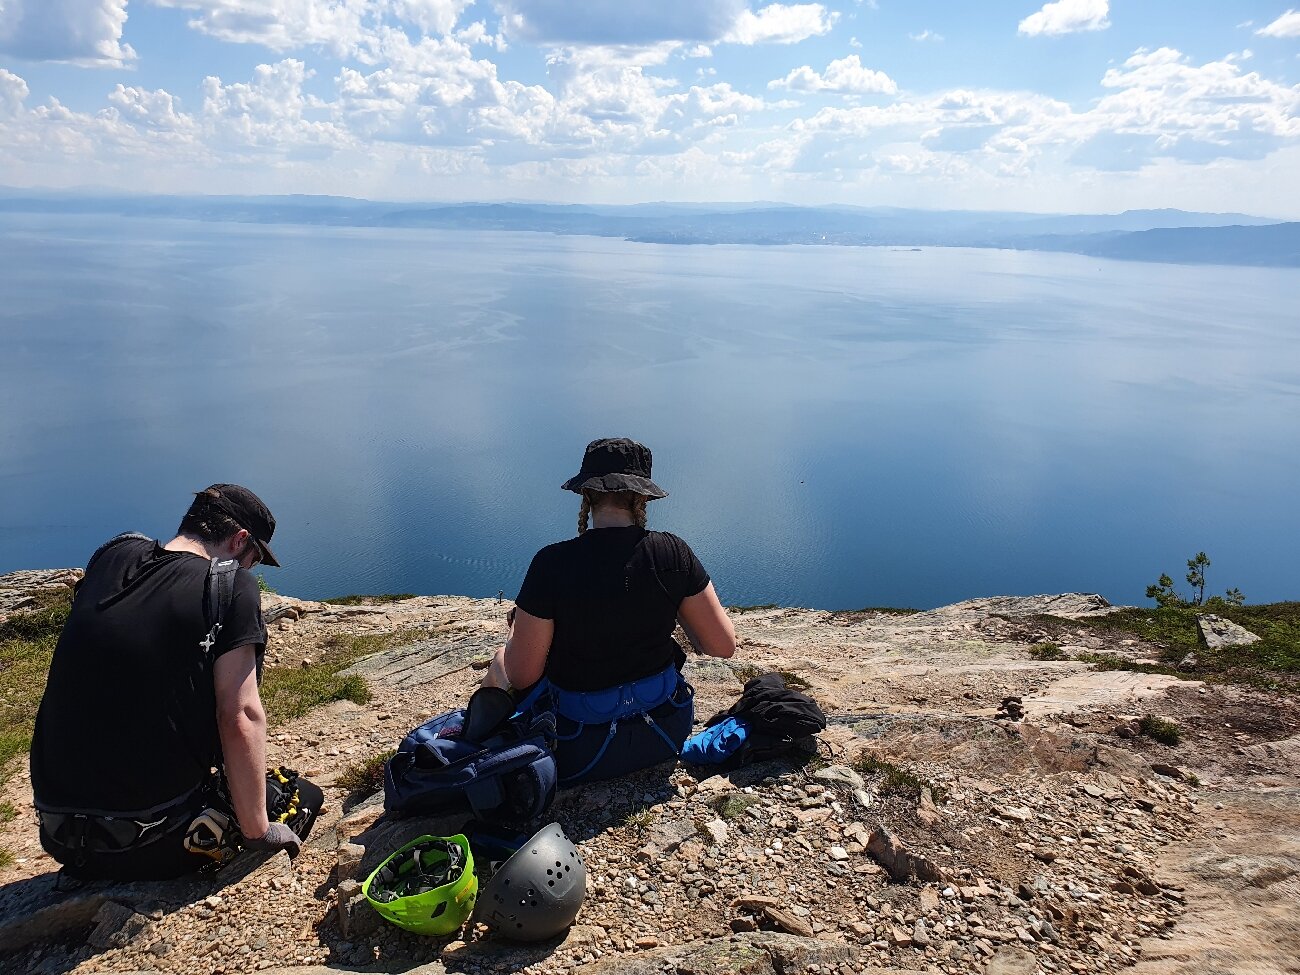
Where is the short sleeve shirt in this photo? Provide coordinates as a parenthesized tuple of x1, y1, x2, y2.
(514, 527, 710, 692)
(31, 538, 266, 812)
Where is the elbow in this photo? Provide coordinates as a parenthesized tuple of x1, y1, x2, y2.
(218, 699, 266, 737)
(711, 639, 737, 660)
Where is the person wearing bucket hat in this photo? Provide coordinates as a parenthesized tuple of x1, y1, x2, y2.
(481, 439, 736, 786)
(31, 484, 323, 880)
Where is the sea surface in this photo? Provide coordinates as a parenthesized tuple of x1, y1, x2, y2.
(2, 214, 1297, 610)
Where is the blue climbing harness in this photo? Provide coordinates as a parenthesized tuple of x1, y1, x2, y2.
(516, 664, 693, 786)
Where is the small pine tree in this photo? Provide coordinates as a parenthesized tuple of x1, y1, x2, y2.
(1147, 553, 1244, 608)
(1185, 552, 1210, 606)
(1145, 573, 1185, 608)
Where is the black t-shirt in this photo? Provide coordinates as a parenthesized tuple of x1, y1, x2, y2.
(514, 527, 710, 692)
(30, 538, 266, 813)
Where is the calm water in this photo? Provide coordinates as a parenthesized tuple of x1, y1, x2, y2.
(1, 215, 1297, 610)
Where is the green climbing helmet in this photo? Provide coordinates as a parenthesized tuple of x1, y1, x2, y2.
(363, 834, 477, 936)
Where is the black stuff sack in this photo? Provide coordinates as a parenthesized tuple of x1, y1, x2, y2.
(694, 673, 827, 769)
(384, 688, 557, 827)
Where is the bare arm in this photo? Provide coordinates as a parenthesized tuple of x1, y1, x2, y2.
(500, 607, 555, 689)
(677, 582, 736, 658)
(214, 645, 269, 839)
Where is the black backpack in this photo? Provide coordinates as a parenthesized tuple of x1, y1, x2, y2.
(86, 532, 240, 655)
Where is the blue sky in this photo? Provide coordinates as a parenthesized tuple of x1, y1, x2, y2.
(1, 1, 1299, 215)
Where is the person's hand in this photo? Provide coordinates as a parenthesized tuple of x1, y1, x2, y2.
(243, 822, 301, 858)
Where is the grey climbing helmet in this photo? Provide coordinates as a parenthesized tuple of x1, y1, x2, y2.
(473, 822, 586, 941)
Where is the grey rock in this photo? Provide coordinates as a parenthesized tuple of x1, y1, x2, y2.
(865, 825, 947, 884)
(1196, 614, 1261, 650)
(812, 764, 866, 790)
(985, 946, 1038, 975)
(645, 818, 698, 856)
(704, 818, 730, 846)
(570, 932, 851, 974)
(87, 900, 150, 950)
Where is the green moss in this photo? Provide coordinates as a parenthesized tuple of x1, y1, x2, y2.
(323, 594, 418, 606)
(1138, 715, 1182, 746)
(713, 793, 761, 820)
(852, 753, 948, 804)
(336, 749, 396, 800)
(0, 802, 14, 825)
(1029, 642, 1067, 661)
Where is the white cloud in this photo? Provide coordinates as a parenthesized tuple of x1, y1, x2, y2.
(1018, 0, 1109, 37)
(390, 0, 476, 35)
(1257, 9, 1300, 38)
(769, 55, 896, 94)
(495, 0, 742, 46)
(909, 30, 943, 43)
(0, 67, 29, 116)
(147, 0, 371, 56)
(0, 0, 135, 67)
(106, 85, 195, 132)
(203, 59, 348, 150)
(725, 4, 837, 45)
(848, 36, 861, 49)
(145, 0, 475, 57)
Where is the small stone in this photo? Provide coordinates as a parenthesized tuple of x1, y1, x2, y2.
(888, 924, 913, 948)
(764, 906, 815, 938)
(829, 846, 849, 861)
(913, 918, 931, 947)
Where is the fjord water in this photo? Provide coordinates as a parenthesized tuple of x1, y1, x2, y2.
(2, 215, 1297, 610)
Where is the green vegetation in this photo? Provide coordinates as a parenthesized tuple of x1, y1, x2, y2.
(260, 629, 423, 725)
(1073, 652, 1181, 677)
(0, 801, 15, 825)
(623, 806, 655, 831)
(256, 573, 276, 595)
(1077, 603, 1300, 677)
(1146, 551, 1244, 609)
(323, 594, 418, 606)
(0, 588, 73, 864)
(336, 749, 396, 801)
(1028, 642, 1067, 661)
(726, 604, 778, 614)
(1138, 715, 1182, 746)
(852, 753, 947, 803)
(712, 793, 761, 820)
(851, 606, 921, 616)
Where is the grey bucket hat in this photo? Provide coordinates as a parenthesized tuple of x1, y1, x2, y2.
(560, 438, 668, 499)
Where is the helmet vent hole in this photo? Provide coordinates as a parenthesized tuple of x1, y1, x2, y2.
(429, 902, 447, 918)
(555, 860, 562, 868)
(564, 865, 570, 872)
(546, 869, 553, 876)
(548, 880, 554, 887)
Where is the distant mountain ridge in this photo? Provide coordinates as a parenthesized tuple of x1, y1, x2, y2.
(0, 189, 1293, 268)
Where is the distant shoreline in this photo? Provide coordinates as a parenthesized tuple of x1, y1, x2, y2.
(2, 194, 1297, 269)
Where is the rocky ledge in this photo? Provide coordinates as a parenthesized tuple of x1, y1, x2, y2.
(0, 576, 1297, 975)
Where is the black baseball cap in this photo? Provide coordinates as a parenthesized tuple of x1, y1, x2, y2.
(193, 483, 281, 567)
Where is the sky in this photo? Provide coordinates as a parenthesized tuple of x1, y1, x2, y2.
(1, 1, 1299, 215)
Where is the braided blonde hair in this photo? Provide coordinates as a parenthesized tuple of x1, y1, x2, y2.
(577, 490, 648, 535)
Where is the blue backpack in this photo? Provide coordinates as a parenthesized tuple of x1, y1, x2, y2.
(383, 689, 557, 826)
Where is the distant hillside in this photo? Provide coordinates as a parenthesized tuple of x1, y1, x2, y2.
(0, 190, 1293, 268)
(1022, 223, 1300, 268)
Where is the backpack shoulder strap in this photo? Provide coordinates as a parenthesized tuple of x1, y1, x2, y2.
(200, 557, 240, 654)
(85, 532, 154, 574)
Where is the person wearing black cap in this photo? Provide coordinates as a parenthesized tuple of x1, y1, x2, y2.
(483, 439, 737, 785)
(30, 484, 322, 879)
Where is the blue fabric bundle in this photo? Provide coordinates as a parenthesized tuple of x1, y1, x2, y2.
(680, 716, 751, 765)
